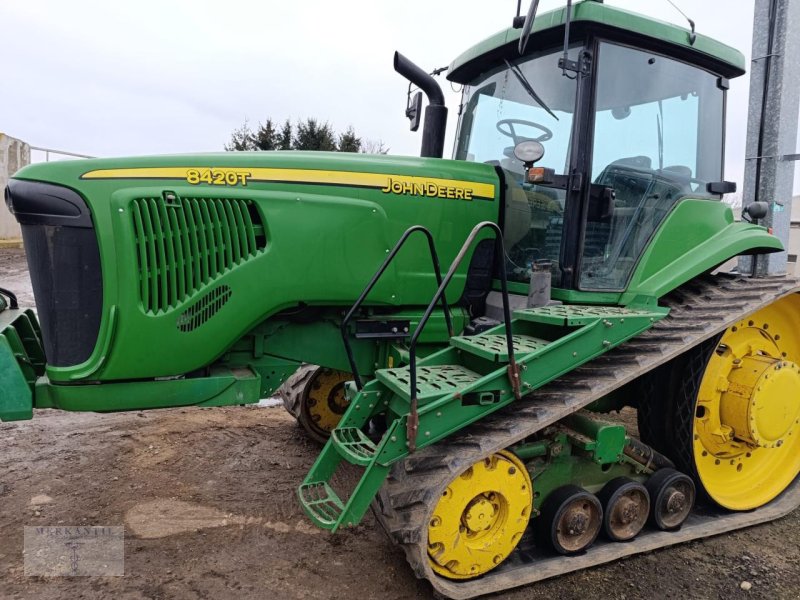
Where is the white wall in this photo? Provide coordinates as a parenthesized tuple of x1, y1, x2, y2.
(0, 133, 30, 241)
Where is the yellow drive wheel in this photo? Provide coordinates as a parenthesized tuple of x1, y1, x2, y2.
(427, 451, 532, 580)
(288, 366, 352, 443)
(680, 294, 800, 510)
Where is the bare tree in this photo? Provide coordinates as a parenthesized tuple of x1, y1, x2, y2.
(361, 139, 390, 155)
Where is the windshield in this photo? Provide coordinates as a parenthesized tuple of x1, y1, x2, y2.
(580, 42, 725, 290)
(455, 46, 580, 284)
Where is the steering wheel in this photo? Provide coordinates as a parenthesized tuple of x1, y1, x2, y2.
(496, 118, 553, 145)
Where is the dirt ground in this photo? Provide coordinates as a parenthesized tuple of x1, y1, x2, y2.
(2, 248, 800, 600)
(0, 248, 34, 307)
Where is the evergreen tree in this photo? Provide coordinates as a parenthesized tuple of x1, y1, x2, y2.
(252, 119, 279, 150)
(226, 117, 372, 153)
(278, 119, 293, 150)
(337, 126, 361, 153)
(293, 118, 338, 151)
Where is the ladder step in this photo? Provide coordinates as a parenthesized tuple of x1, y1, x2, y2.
(298, 481, 345, 530)
(331, 427, 378, 466)
(376, 364, 482, 401)
(514, 305, 664, 326)
(450, 334, 548, 361)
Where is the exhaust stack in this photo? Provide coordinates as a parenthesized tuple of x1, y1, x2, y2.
(394, 52, 448, 159)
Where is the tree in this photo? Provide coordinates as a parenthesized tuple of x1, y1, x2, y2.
(293, 118, 338, 151)
(252, 119, 279, 151)
(337, 126, 361, 153)
(225, 117, 375, 153)
(278, 119, 293, 150)
(224, 120, 255, 151)
(361, 139, 390, 155)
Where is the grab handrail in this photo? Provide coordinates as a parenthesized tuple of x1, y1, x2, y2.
(341, 225, 453, 389)
(406, 221, 520, 451)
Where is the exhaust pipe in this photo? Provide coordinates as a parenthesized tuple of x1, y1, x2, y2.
(394, 52, 448, 159)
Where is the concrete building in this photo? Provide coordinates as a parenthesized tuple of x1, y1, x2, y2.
(790, 195, 800, 269)
(0, 133, 30, 246)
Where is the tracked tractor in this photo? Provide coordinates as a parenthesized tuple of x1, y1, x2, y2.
(2, 0, 799, 597)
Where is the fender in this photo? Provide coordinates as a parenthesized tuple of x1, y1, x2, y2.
(621, 199, 783, 305)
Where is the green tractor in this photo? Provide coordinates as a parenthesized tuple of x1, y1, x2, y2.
(3, 0, 800, 597)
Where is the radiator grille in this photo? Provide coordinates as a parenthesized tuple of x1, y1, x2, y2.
(131, 196, 265, 313)
(176, 285, 232, 332)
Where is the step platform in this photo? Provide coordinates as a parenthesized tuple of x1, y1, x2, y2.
(376, 364, 482, 401)
(331, 427, 377, 466)
(450, 334, 549, 362)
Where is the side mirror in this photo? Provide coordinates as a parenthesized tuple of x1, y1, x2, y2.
(406, 91, 423, 132)
(707, 181, 737, 195)
(744, 201, 769, 220)
(587, 185, 616, 221)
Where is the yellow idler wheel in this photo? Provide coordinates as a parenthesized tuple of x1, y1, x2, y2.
(686, 294, 800, 510)
(427, 451, 532, 580)
(297, 367, 352, 443)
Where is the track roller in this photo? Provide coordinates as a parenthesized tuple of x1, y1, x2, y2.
(646, 468, 695, 531)
(538, 485, 602, 555)
(597, 477, 650, 542)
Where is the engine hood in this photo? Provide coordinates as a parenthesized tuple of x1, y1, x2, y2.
(11, 151, 499, 203)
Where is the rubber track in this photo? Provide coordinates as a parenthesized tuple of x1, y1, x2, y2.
(373, 274, 800, 599)
(279, 363, 316, 420)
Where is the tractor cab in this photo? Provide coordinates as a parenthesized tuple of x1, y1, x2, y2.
(447, 1, 745, 295)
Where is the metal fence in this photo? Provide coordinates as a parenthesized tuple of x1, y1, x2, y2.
(29, 145, 94, 162)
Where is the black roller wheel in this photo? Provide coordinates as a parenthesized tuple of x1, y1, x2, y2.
(537, 485, 602, 555)
(597, 477, 650, 542)
(645, 468, 695, 531)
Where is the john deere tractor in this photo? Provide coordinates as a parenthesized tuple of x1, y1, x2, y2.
(2, 1, 799, 597)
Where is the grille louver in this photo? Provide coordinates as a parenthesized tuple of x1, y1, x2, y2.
(176, 285, 232, 332)
(131, 197, 265, 313)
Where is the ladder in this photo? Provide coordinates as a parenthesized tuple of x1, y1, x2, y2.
(298, 222, 667, 531)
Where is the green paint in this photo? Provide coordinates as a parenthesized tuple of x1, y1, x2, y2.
(0, 309, 45, 421)
(622, 199, 782, 305)
(34, 367, 261, 412)
(298, 304, 666, 530)
(449, 0, 746, 83)
(0, 336, 33, 421)
(13, 152, 498, 386)
(520, 430, 649, 513)
(565, 412, 628, 464)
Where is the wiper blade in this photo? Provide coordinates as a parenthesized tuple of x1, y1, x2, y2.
(504, 59, 558, 121)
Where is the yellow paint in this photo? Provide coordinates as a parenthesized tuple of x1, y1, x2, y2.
(427, 451, 532, 580)
(80, 167, 496, 200)
(694, 294, 800, 510)
(304, 368, 352, 435)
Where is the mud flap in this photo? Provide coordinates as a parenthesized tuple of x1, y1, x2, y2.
(0, 334, 33, 421)
(0, 308, 44, 421)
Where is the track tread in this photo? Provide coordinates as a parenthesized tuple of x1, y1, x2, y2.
(278, 363, 317, 420)
(373, 274, 800, 599)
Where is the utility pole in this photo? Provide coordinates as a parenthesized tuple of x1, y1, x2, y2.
(740, 0, 800, 276)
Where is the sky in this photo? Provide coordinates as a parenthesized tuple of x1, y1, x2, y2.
(1, 0, 796, 191)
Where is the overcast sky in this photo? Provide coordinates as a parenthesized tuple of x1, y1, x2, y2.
(2, 0, 796, 190)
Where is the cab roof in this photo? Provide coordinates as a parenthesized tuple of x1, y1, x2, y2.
(448, 0, 746, 84)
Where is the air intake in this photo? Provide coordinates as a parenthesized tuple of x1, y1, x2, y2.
(130, 196, 265, 313)
(176, 285, 232, 332)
